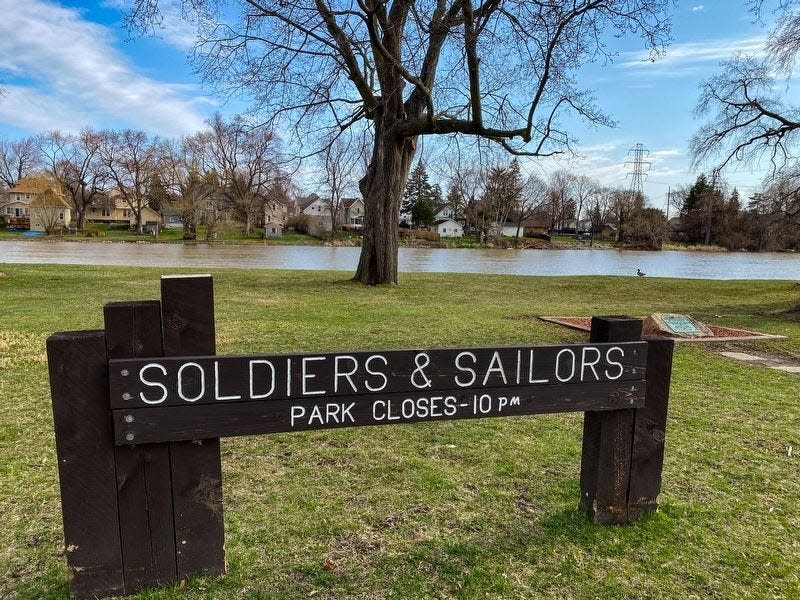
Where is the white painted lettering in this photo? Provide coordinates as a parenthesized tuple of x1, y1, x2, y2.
(483, 351, 508, 386)
(580, 347, 602, 382)
(341, 402, 355, 423)
(325, 403, 340, 423)
(528, 350, 549, 383)
(443, 396, 457, 416)
(214, 360, 242, 401)
(334, 355, 359, 393)
(302, 356, 326, 396)
(605, 346, 625, 380)
(177, 362, 205, 403)
(139, 363, 168, 405)
(454, 351, 477, 387)
(372, 400, 386, 421)
(308, 404, 324, 425)
(290, 405, 306, 427)
(249, 359, 276, 399)
(555, 349, 576, 383)
(365, 355, 388, 392)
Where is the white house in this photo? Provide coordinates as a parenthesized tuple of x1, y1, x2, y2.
(3, 174, 72, 232)
(299, 195, 330, 217)
(342, 197, 364, 228)
(433, 204, 457, 221)
(433, 218, 463, 238)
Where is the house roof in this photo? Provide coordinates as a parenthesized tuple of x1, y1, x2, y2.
(8, 174, 70, 208)
(435, 218, 461, 226)
(297, 194, 321, 211)
(9, 174, 61, 195)
(342, 197, 363, 208)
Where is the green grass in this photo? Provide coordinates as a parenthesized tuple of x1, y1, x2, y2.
(0, 265, 798, 599)
(0, 223, 323, 245)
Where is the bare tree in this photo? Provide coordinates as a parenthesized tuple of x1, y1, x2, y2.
(162, 135, 219, 240)
(569, 173, 598, 233)
(692, 1, 800, 178)
(0, 136, 41, 189)
(449, 162, 488, 241)
(545, 170, 574, 233)
(204, 113, 280, 236)
(481, 160, 522, 240)
(99, 129, 163, 234)
(127, 0, 670, 284)
(318, 135, 361, 237)
(517, 174, 548, 237)
(39, 129, 109, 229)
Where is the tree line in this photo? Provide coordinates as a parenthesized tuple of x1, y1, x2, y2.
(0, 113, 292, 239)
(400, 159, 800, 251)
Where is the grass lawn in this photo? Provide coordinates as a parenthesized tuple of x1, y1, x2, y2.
(0, 224, 323, 245)
(0, 265, 798, 599)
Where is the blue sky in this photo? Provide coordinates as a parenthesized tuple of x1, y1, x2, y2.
(0, 0, 785, 203)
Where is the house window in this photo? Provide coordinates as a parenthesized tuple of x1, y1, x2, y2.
(15, 194, 21, 201)
(59, 212, 64, 220)
(102, 208, 111, 217)
(15, 207, 21, 217)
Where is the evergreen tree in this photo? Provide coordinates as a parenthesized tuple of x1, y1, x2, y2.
(411, 196, 436, 226)
(402, 162, 434, 217)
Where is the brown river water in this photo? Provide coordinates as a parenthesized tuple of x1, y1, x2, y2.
(1, 240, 798, 279)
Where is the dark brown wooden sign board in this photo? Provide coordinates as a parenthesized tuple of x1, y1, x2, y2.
(47, 277, 674, 600)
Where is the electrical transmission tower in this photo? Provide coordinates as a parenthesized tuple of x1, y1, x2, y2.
(625, 143, 651, 198)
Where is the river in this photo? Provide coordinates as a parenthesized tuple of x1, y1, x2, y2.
(0, 240, 798, 279)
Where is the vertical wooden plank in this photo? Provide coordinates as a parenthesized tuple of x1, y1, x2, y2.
(627, 337, 675, 519)
(579, 316, 642, 524)
(160, 274, 226, 579)
(47, 330, 125, 599)
(104, 301, 177, 592)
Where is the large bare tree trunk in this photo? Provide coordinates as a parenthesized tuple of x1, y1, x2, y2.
(354, 120, 416, 286)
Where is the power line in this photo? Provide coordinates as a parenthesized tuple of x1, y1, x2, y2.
(625, 143, 651, 197)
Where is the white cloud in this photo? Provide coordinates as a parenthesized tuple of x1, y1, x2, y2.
(0, 0, 213, 137)
(619, 36, 766, 77)
(691, 5, 705, 13)
(530, 143, 689, 203)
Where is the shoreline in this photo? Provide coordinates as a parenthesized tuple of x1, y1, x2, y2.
(1, 230, 796, 254)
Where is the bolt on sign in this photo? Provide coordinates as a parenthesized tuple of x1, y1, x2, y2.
(47, 275, 675, 600)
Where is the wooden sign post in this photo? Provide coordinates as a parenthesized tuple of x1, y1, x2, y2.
(47, 276, 674, 599)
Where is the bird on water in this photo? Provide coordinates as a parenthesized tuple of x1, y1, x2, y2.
(637, 268, 646, 277)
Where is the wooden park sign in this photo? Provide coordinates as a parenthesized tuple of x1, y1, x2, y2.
(47, 275, 674, 599)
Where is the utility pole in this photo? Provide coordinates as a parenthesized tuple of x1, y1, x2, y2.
(622, 143, 651, 241)
(665, 186, 671, 221)
(625, 143, 651, 199)
(706, 171, 718, 246)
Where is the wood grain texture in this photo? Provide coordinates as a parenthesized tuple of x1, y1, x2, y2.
(580, 316, 642, 524)
(160, 275, 225, 580)
(47, 330, 125, 599)
(628, 337, 675, 518)
(113, 380, 646, 444)
(108, 342, 648, 408)
(104, 301, 178, 593)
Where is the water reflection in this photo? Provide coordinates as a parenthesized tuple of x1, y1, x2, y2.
(0, 240, 798, 280)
